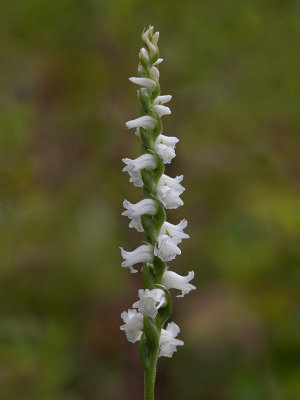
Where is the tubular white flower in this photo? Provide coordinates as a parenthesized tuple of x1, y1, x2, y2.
(159, 322, 184, 358)
(126, 116, 156, 130)
(153, 104, 171, 118)
(154, 95, 172, 105)
(160, 219, 189, 243)
(120, 244, 153, 273)
(154, 134, 179, 164)
(122, 199, 157, 232)
(153, 58, 164, 67)
(154, 234, 181, 262)
(157, 174, 185, 209)
(139, 47, 149, 62)
(156, 134, 178, 147)
(120, 309, 144, 343)
(129, 77, 156, 91)
(150, 66, 160, 81)
(153, 58, 163, 66)
(133, 288, 167, 319)
(152, 31, 159, 44)
(142, 28, 157, 58)
(154, 143, 175, 164)
(122, 154, 156, 187)
(162, 270, 196, 298)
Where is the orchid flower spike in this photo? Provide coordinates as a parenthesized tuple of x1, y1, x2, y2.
(120, 25, 196, 400)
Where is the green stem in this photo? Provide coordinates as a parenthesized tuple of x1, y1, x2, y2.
(144, 350, 158, 400)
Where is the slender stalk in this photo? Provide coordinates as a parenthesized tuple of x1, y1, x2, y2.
(144, 350, 158, 400)
(120, 25, 196, 400)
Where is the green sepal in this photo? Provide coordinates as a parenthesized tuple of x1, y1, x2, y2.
(139, 89, 151, 114)
(141, 214, 157, 244)
(151, 84, 160, 101)
(140, 128, 153, 152)
(152, 155, 164, 184)
(152, 117, 162, 139)
(154, 201, 166, 233)
(142, 263, 156, 290)
(141, 169, 156, 195)
(155, 284, 172, 329)
(143, 316, 159, 350)
(153, 256, 166, 283)
(140, 53, 150, 74)
(137, 63, 147, 78)
(139, 334, 150, 370)
(149, 49, 159, 66)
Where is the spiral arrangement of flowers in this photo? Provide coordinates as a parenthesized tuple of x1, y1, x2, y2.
(120, 25, 196, 400)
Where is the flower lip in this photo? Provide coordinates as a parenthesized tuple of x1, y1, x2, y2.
(129, 77, 156, 91)
(125, 116, 156, 130)
(159, 219, 189, 244)
(154, 234, 181, 262)
(162, 270, 196, 297)
(120, 309, 144, 343)
(133, 288, 167, 318)
(159, 322, 184, 358)
(120, 244, 153, 273)
(122, 154, 157, 187)
(122, 199, 157, 232)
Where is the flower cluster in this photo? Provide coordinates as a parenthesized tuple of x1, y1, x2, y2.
(120, 26, 195, 364)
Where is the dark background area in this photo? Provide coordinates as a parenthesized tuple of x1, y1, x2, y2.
(1, 1, 299, 399)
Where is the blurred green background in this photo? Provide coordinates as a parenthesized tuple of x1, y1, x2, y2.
(1, 0, 300, 399)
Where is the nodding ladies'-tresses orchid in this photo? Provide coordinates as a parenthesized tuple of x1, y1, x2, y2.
(120, 26, 196, 400)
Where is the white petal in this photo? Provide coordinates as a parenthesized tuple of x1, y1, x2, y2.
(129, 77, 156, 91)
(153, 104, 171, 118)
(150, 66, 160, 81)
(160, 220, 189, 243)
(162, 270, 196, 297)
(122, 154, 156, 187)
(126, 116, 156, 130)
(156, 134, 178, 147)
(120, 309, 143, 343)
(159, 322, 184, 358)
(153, 58, 163, 66)
(154, 95, 172, 105)
(154, 143, 176, 164)
(120, 245, 153, 273)
(122, 199, 157, 232)
(154, 234, 181, 262)
(133, 288, 166, 318)
(152, 31, 159, 44)
(139, 47, 149, 61)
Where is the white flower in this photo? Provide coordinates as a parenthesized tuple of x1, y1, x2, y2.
(129, 77, 156, 91)
(154, 134, 179, 164)
(152, 31, 159, 44)
(142, 27, 157, 58)
(122, 199, 157, 232)
(133, 288, 166, 319)
(153, 58, 163, 66)
(139, 47, 149, 62)
(122, 154, 156, 187)
(120, 309, 144, 343)
(120, 245, 153, 273)
(159, 322, 184, 358)
(154, 95, 172, 105)
(126, 116, 156, 130)
(154, 234, 181, 262)
(162, 270, 196, 298)
(150, 66, 160, 81)
(160, 219, 189, 243)
(157, 174, 185, 209)
(153, 104, 171, 118)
